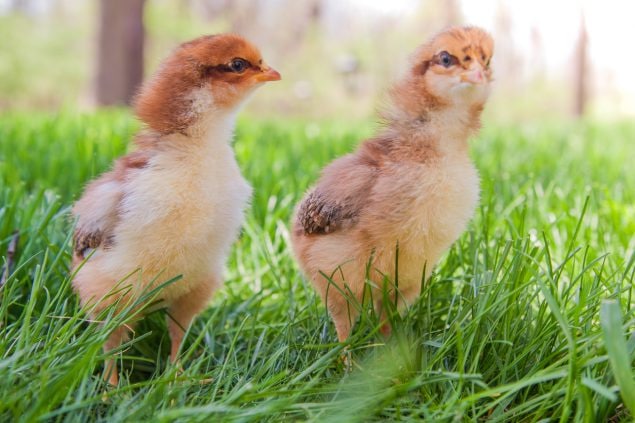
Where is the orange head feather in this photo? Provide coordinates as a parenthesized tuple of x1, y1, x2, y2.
(134, 34, 280, 135)
(389, 26, 494, 121)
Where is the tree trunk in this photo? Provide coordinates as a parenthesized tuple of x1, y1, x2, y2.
(444, 0, 462, 26)
(95, 0, 146, 106)
(10, 0, 30, 13)
(573, 15, 588, 117)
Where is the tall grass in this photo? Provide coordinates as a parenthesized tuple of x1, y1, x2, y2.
(0, 111, 633, 421)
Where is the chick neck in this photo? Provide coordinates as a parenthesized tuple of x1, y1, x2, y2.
(180, 87, 240, 142)
(152, 98, 243, 156)
(186, 108, 237, 143)
(382, 79, 485, 156)
(178, 85, 259, 146)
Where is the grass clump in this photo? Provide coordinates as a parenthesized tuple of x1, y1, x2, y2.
(0, 111, 634, 421)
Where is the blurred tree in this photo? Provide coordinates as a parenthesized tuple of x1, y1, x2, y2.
(493, 2, 521, 87)
(95, 0, 146, 106)
(573, 14, 588, 117)
(191, 0, 232, 18)
(9, 0, 31, 13)
(444, 0, 462, 26)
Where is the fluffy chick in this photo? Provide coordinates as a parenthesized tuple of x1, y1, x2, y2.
(72, 34, 280, 385)
(291, 26, 494, 342)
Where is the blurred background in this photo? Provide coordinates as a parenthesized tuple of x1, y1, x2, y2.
(0, 0, 633, 123)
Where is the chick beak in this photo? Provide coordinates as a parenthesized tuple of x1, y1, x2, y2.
(460, 65, 486, 85)
(255, 66, 281, 82)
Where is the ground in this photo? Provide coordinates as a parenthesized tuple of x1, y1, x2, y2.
(0, 111, 633, 421)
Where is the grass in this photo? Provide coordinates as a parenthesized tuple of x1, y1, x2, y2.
(0, 110, 634, 422)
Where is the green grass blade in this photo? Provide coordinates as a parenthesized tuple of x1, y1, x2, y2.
(600, 300, 635, 414)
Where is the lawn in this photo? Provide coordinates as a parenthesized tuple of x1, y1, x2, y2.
(0, 111, 634, 422)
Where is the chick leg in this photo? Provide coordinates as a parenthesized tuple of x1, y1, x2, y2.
(375, 296, 397, 339)
(329, 303, 358, 342)
(167, 281, 216, 362)
(375, 280, 426, 339)
(102, 324, 132, 386)
(324, 279, 363, 342)
(318, 261, 368, 342)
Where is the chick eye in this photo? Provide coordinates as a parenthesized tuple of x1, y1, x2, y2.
(439, 51, 453, 68)
(229, 58, 249, 73)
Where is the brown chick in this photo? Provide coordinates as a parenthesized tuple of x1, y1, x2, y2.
(291, 26, 494, 342)
(71, 34, 280, 385)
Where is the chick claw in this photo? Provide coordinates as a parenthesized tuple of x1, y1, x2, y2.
(339, 347, 353, 373)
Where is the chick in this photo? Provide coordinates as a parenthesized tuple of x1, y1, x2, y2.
(291, 26, 493, 342)
(72, 34, 280, 385)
